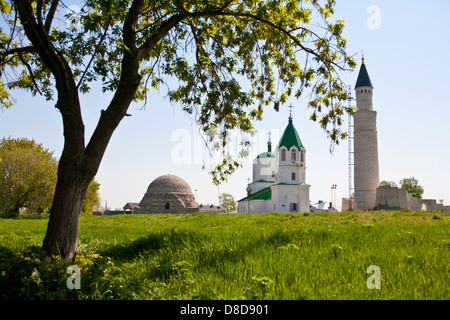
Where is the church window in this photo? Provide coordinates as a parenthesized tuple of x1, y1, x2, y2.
(291, 149, 296, 161)
(300, 149, 304, 162)
(165, 202, 170, 209)
(281, 149, 286, 161)
(292, 172, 296, 181)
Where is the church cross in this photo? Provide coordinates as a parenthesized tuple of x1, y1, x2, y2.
(288, 104, 294, 119)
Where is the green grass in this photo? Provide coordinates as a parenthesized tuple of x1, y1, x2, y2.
(0, 211, 448, 300)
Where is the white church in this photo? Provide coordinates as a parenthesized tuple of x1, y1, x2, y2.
(237, 114, 310, 213)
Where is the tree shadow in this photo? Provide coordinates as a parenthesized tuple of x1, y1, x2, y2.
(99, 228, 205, 261)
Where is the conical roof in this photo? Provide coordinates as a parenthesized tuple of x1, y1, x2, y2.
(278, 117, 303, 150)
(355, 61, 373, 89)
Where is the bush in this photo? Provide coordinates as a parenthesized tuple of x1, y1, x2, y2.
(0, 245, 106, 299)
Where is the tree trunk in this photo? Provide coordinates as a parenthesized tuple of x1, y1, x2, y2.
(42, 162, 91, 260)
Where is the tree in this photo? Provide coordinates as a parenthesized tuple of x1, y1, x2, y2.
(219, 193, 237, 213)
(82, 180, 101, 214)
(0, 137, 58, 217)
(0, 0, 355, 259)
(399, 177, 424, 199)
(380, 180, 397, 188)
(0, 137, 101, 217)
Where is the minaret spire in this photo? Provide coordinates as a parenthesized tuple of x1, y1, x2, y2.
(355, 56, 373, 89)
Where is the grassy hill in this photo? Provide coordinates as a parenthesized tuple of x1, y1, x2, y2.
(0, 211, 448, 300)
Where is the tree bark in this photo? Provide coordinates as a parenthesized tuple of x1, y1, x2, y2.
(42, 171, 89, 259)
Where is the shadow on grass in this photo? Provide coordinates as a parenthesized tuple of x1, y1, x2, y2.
(99, 226, 299, 262)
(99, 228, 206, 261)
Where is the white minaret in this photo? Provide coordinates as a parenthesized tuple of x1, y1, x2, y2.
(353, 57, 379, 210)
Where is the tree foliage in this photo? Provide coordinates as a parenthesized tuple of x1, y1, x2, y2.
(0, 137, 101, 217)
(0, 0, 356, 184)
(399, 177, 424, 199)
(0, 137, 58, 217)
(219, 192, 237, 213)
(82, 179, 101, 214)
(380, 180, 397, 188)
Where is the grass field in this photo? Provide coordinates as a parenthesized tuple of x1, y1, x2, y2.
(0, 210, 448, 300)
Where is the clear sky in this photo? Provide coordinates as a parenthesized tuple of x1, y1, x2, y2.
(1, 0, 449, 211)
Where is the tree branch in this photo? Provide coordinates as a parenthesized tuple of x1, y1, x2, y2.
(76, 18, 111, 90)
(14, 0, 64, 84)
(0, 46, 36, 59)
(44, 0, 59, 33)
(36, 0, 44, 27)
(17, 52, 43, 95)
(137, 13, 185, 60)
(14, 0, 85, 158)
(122, 0, 144, 54)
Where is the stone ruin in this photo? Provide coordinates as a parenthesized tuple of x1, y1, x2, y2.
(375, 185, 450, 211)
(135, 174, 199, 214)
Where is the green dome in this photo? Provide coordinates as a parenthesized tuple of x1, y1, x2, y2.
(257, 151, 275, 159)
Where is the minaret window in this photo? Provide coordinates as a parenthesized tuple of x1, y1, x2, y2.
(281, 149, 286, 161)
(291, 149, 296, 161)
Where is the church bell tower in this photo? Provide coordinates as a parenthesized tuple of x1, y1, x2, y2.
(353, 57, 380, 210)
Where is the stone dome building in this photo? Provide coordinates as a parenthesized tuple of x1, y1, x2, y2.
(136, 174, 199, 214)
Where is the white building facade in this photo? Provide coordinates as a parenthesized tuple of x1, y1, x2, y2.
(238, 115, 310, 213)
